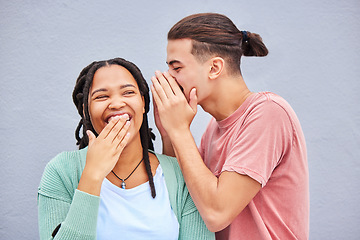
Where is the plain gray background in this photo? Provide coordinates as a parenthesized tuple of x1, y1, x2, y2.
(1, 0, 359, 239)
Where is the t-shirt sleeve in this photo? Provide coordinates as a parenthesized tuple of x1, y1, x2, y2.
(222, 100, 293, 187)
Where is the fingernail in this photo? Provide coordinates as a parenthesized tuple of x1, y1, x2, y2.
(111, 116, 121, 121)
(121, 114, 129, 120)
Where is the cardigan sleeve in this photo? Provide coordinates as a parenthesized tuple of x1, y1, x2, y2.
(178, 193, 215, 240)
(38, 152, 100, 240)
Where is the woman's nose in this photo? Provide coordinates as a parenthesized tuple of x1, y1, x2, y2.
(108, 97, 125, 109)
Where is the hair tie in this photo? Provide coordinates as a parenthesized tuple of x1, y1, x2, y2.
(242, 31, 248, 42)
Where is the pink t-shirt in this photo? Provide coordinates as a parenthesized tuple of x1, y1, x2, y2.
(199, 92, 309, 240)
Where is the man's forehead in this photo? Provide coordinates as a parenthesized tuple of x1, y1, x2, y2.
(166, 39, 195, 65)
(167, 39, 192, 53)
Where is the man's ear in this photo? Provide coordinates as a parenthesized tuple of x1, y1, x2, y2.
(208, 57, 224, 80)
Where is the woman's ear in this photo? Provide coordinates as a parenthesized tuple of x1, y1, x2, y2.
(142, 96, 145, 113)
(82, 104, 85, 118)
(208, 57, 224, 80)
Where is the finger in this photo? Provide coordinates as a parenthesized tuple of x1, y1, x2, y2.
(151, 75, 169, 102)
(96, 115, 122, 140)
(152, 92, 159, 115)
(104, 114, 128, 142)
(116, 132, 131, 150)
(152, 93, 158, 113)
(163, 71, 184, 97)
(189, 88, 198, 114)
(109, 115, 130, 143)
(114, 120, 130, 144)
(151, 84, 164, 109)
(86, 130, 96, 147)
(154, 70, 176, 98)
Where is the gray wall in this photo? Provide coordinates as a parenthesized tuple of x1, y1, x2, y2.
(1, 0, 359, 239)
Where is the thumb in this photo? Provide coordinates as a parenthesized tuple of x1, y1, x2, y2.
(189, 88, 198, 114)
(86, 130, 96, 146)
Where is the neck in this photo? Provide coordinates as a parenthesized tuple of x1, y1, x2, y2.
(201, 75, 253, 121)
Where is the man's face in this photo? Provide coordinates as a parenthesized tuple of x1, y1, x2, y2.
(166, 39, 210, 103)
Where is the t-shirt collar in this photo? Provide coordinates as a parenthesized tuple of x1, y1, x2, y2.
(217, 93, 257, 129)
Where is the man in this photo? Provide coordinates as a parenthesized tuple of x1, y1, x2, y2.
(151, 13, 309, 239)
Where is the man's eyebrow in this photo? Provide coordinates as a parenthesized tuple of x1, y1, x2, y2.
(91, 84, 136, 97)
(166, 60, 181, 66)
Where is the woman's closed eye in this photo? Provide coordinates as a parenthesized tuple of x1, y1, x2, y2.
(94, 95, 109, 100)
(123, 90, 136, 96)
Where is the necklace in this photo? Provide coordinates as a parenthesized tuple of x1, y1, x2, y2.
(111, 158, 144, 189)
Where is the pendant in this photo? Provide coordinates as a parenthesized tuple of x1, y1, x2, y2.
(121, 181, 126, 189)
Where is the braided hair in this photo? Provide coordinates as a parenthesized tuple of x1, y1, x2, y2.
(72, 57, 156, 198)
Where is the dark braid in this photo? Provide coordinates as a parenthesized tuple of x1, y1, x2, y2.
(72, 57, 156, 198)
(73, 61, 99, 148)
(140, 116, 156, 198)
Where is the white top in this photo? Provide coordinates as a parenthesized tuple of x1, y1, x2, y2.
(96, 165, 179, 240)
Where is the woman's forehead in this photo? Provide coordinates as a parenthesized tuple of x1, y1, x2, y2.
(91, 65, 138, 88)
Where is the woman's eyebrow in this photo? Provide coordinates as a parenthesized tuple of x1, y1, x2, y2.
(120, 83, 136, 89)
(91, 84, 136, 97)
(91, 88, 107, 97)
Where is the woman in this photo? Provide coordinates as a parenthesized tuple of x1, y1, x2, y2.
(38, 57, 214, 240)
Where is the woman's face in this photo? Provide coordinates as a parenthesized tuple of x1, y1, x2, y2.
(88, 64, 145, 143)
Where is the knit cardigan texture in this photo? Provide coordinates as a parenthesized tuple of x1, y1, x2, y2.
(38, 148, 214, 240)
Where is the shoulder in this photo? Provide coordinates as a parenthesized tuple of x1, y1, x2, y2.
(38, 148, 87, 201)
(156, 153, 181, 171)
(250, 92, 294, 113)
(154, 152, 184, 183)
(44, 148, 87, 175)
(243, 92, 293, 122)
(244, 92, 301, 146)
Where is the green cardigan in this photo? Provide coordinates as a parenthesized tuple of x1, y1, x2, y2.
(38, 148, 214, 240)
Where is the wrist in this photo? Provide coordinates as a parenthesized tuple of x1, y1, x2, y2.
(167, 127, 192, 145)
(82, 165, 106, 182)
(78, 167, 104, 196)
